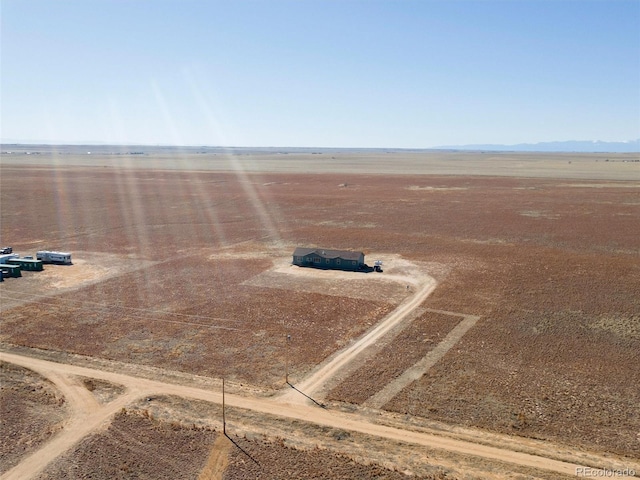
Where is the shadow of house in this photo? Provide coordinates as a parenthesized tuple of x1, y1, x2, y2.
(292, 247, 367, 272)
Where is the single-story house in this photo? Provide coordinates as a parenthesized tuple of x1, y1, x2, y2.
(292, 247, 365, 271)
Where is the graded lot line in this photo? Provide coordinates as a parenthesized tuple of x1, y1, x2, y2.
(362, 311, 481, 409)
(280, 278, 438, 404)
(6, 349, 640, 478)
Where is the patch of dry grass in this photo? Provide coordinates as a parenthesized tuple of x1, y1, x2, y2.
(0, 362, 69, 474)
(2, 167, 639, 458)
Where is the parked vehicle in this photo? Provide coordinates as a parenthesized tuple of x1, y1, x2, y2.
(36, 251, 72, 264)
(0, 247, 12, 254)
(0, 253, 19, 263)
(7, 257, 44, 271)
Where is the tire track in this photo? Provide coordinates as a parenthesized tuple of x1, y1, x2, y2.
(363, 310, 480, 409)
(280, 278, 438, 403)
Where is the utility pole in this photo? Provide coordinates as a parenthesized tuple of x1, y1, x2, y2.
(222, 377, 226, 435)
(285, 333, 291, 385)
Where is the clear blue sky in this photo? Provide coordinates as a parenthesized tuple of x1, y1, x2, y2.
(2, 0, 639, 148)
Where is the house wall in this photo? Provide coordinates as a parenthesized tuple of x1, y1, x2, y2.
(292, 253, 363, 271)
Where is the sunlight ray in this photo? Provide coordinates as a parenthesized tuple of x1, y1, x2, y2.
(185, 70, 288, 247)
(43, 108, 78, 249)
(152, 86, 225, 249)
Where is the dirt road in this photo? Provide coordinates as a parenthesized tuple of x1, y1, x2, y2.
(4, 351, 639, 479)
(1, 359, 142, 480)
(280, 277, 438, 404)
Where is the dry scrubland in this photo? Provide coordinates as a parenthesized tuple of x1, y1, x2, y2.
(1, 150, 639, 476)
(36, 395, 450, 480)
(0, 362, 69, 473)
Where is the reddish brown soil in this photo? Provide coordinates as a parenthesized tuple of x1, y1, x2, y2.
(385, 247, 640, 457)
(223, 436, 438, 480)
(1, 166, 639, 459)
(0, 362, 68, 474)
(36, 410, 217, 479)
(0, 256, 392, 388)
(326, 312, 461, 404)
(34, 406, 437, 480)
(126, 395, 453, 480)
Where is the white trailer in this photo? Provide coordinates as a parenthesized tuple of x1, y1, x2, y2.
(0, 253, 20, 264)
(36, 251, 72, 264)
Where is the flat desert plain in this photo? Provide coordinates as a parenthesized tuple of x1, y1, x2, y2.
(1, 147, 639, 479)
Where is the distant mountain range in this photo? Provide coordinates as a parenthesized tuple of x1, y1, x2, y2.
(434, 138, 640, 153)
(435, 139, 640, 153)
(2, 139, 639, 153)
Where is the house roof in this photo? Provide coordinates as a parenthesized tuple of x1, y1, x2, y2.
(293, 247, 364, 261)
